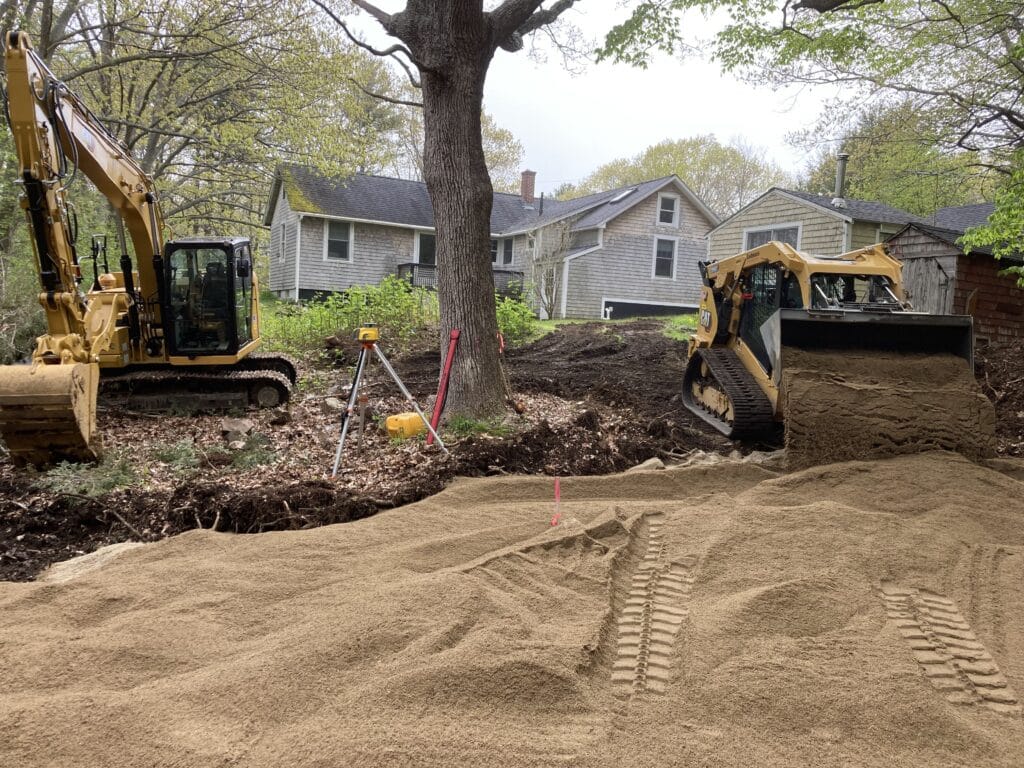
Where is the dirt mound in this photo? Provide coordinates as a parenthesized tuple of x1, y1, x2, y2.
(3, 452, 1024, 766)
(782, 348, 996, 468)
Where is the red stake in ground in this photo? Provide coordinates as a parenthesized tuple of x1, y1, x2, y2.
(427, 329, 460, 446)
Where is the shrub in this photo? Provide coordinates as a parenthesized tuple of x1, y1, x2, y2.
(496, 294, 539, 347)
(261, 277, 439, 355)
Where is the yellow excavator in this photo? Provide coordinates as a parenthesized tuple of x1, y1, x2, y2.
(682, 241, 975, 437)
(0, 31, 295, 465)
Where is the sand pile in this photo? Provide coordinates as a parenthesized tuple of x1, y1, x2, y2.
(3, 452, 1024, 766)
(781, 349, 996, 468)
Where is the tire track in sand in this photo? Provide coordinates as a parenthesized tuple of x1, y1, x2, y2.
(879, 581, 1021, 715)
(611, 516, 694, 697)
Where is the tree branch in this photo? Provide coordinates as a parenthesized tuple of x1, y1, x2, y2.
(348, 77, 422, 108)
(349, 0, 393, 26)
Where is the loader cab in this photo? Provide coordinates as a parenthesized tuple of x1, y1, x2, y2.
(163, 237, 254, 357)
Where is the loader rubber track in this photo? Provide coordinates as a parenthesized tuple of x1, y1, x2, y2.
(681, 347, 775, 438)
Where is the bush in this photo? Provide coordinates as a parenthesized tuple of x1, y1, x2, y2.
(261, 277, 439, 355)
(496, 294, 539, 346)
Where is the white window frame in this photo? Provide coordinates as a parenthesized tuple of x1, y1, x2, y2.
(742, 221, 803, 251)
(651, 236, 678, 280)
(490, 238, 499, 264)
(413, 231, 437, 265)
(656, 193, 680, 227)
(501, 238, 514, 266)
(322, 219, 354, 262)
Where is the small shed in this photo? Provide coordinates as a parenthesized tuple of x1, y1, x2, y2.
(887, 205, 1023, 343)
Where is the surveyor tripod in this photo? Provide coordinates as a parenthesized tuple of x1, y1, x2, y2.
(331, 325, 447, 477)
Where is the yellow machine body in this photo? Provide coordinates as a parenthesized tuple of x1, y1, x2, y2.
(682, 241, 975, 437)
(0, 31, 288, 465)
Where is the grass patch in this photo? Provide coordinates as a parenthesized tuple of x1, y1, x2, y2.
(662, 313, 698, 341)
(37, 450, 139, 497)
(150, 439, 201, 473)
(445, 416, 513, 438)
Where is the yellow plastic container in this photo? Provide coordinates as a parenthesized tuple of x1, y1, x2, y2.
(386, 412, 426, 439)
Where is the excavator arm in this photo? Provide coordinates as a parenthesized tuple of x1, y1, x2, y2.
(0, 30, 166, 464)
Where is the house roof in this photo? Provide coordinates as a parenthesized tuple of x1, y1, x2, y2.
(780, 189, 923, 226)
(930, 203, 995, 231)
(265, 166, 719, 237)
(708, 187, 922, 236)
(264, 164, 537, 234)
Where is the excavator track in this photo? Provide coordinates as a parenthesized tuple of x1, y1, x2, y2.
(235, 352, 298, 385)
(101, 366, 293, 410)
(681, 347, 776, 438)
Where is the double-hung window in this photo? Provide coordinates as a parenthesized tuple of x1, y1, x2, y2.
(653, 238, 676, 279)
(502, 239, 513, 265)
(325, 221, 352, 261)
(490, 239, 499, 264)
(744, 225, 799, 250)
(657, 194, 679, 226)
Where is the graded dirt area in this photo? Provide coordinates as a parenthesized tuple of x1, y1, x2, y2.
(3, 451, 1024, 767)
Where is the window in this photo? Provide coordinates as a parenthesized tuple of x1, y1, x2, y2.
(490, 239, 498, 264)
(325, 221, 351, 261)
(417, 233, 436, 266)
(653, 238, 676, 278)
(657, 194, 679, 226)
(744, 224, 799, 250)
(502, 239, 513, 265)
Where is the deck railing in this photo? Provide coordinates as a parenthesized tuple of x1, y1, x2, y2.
(397, 262, 524, 297)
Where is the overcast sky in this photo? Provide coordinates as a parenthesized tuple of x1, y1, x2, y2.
(350, 2, 840, 195)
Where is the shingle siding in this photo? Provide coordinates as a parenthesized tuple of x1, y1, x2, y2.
(888, 229, 959, 314)
(708, 192, 847, 260)
(268, 192, 297, 296)
(297, 217, 412, 293)
(563, 191, 711, 318)
(851, 220, 882, 249)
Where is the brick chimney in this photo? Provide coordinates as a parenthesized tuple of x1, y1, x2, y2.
(520, 169, 536, 205)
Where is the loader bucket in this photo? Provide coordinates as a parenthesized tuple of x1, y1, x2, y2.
(773, 309, 975, 369)
(0, 362, 100, 466)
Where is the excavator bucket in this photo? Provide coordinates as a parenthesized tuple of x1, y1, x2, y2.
(0, 362, 100, 466)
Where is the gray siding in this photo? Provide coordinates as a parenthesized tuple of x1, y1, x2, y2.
(888, 229, 958, 314)
(268, 191, 298, 297)
(709, 191, 847, 260)
(297, 217, 414, 293)
(563, 190, 713, 318)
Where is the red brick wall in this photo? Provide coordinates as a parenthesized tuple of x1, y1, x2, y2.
(954, 253, 1024, 341)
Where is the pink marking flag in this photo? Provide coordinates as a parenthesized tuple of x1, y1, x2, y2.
(550, 476, 562, 526)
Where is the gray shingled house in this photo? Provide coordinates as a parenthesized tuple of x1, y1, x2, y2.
(706, 187, 921, 261)
(887, 203, 1023, 342)
(263, 165, 719, 318)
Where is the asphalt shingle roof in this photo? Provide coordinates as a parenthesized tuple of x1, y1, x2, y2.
(782, 188, 923, 226)
(269, 166, 717, 237)
(931, 203, 995, 232)
(272, 165, 540, 234)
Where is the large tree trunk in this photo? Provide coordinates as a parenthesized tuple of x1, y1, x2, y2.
(418, 26, 505, 418)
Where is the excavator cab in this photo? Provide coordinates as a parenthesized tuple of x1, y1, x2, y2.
(164, 238, 254, 356)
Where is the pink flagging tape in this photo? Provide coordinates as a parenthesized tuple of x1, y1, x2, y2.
(550, 477, 562, 526)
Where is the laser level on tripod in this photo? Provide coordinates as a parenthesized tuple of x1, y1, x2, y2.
(331, 324, 447, 477)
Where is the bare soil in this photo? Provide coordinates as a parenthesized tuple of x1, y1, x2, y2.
(0, 321, 731, 581)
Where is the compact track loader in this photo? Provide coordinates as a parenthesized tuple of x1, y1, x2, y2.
(682, 241, 975, 437)
(0, 31, 295, 465)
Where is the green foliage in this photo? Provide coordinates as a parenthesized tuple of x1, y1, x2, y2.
(150, 439, 200, 472)
(495, 294, 539, 347)
(230, 433, 277, 469)
(662, 313, 698, 341)
(799, 103, 991, 215)
(445, 416, 512, 438)
(962, 151, 1024, 280)
(37, 451, 139, 497)
(261, 277, 439, 355)
(560, 135, 789, 216)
